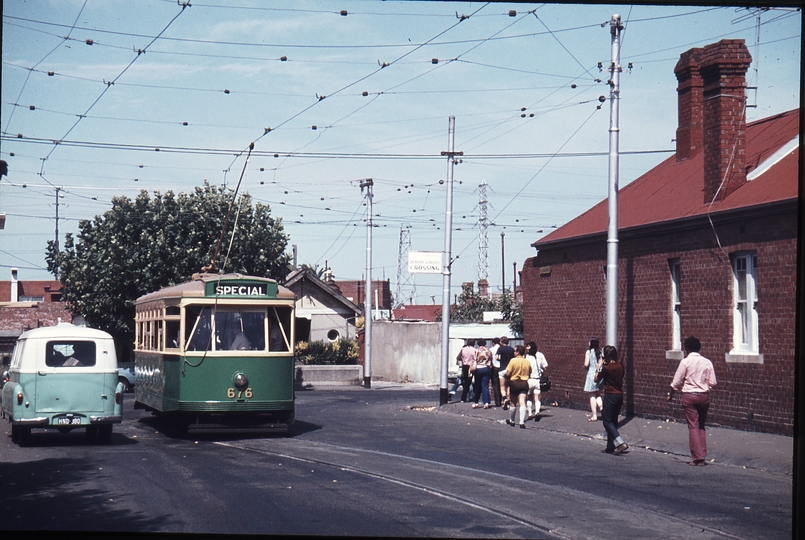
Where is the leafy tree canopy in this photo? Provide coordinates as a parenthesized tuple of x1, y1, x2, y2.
(46, 182, 291, 357)
(438, 282, 523, 336)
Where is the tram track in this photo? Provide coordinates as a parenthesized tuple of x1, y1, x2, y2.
(216, 438, 746, 539)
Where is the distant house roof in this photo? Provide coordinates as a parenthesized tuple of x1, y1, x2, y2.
(535, 109, 799, 248)
(285, 268, 361, 314)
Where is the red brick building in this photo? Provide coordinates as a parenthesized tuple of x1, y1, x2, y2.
(335, 279, 393, 311)
(520, 40, 798, 435)
(0, 269, 75, 365)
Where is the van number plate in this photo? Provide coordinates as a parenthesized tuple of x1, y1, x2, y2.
(57, 417, 82, 425)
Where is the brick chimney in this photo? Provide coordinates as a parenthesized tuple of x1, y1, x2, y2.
(700, 40, 752, 203)
(478, 279, 489, 298)
(10, 267, 19, 302)
(674, 48, 704, 161)
(675, 40, 752, 204)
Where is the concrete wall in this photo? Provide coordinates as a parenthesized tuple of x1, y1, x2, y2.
(369, 320, 522, 384)
(371, 320, 441, 384)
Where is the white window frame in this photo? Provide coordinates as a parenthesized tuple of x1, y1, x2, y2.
(669, 259, 682, 351)
(731, 252, 758, 355)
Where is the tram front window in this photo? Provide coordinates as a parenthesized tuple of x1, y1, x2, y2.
(269, 307, 292, 352)
(216, 311, 265, 351)
(185, 306, 267, 352)
(186, 306, 213, 351)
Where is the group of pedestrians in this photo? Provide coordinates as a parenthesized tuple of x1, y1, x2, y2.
(583, 335, 717, 463)
(451, 336, 548, 428)
(454, 333, 717, 466)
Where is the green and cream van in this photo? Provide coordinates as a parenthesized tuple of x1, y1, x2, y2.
(1, 322, 124, 445)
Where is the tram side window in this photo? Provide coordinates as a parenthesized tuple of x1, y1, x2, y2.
(143, 321, 153, 351)
(185, 306, 213, 351)
(47, 341, 96, 367)
(166, 320, 181, 349)
(165, 305, 181, 350)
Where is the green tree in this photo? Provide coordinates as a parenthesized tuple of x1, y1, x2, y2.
(300, 263, 325, 278)
(441, 282, 498, 322)
(438, 283, 523, 336)
(46, 182, 291, 358)
(499, 291, 524, 337)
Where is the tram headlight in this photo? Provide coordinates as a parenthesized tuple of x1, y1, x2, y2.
(233, 373, 249, 389)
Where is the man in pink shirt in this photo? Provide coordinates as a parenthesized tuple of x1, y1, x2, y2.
(667, 336, 717, 466)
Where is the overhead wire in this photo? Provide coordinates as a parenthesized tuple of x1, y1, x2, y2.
(2, 0, 89, 191)
(36, 2, 192, 179)
(2, 5, 798, 288)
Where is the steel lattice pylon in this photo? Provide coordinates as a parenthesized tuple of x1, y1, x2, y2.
(478, 181, 489, 284)
(395, 225, 416, 308)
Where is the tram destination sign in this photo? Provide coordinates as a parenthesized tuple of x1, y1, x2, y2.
(205, 279, 278, 299)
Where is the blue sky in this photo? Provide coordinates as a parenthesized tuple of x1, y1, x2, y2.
(1, 1, 801, 305)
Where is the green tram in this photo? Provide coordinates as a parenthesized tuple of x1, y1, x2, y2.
(133, 273, 295, 432)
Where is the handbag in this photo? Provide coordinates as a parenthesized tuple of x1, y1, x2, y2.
(469, 359, 477, 373)
(539, 374, 551, 392)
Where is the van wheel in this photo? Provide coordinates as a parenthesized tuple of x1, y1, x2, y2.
(85, 425, 99, 440)
(118, 376, 131, 392)
(12, 424, 31, 446)
(98, 424, 113, 444)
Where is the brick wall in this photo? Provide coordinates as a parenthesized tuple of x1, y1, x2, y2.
(335, 279, 392, 309)
(0, 302, 74, 333)
(521, 205, 796, 435)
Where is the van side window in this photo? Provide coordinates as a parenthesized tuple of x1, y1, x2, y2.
(46, 341, 97, 367)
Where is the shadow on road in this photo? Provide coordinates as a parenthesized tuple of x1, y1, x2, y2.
(0, 457, 175, 532)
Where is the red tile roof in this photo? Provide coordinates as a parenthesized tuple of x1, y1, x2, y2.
(535, 109, 799, 247)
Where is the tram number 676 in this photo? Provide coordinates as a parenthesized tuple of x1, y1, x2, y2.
(227, 388, 253, 399)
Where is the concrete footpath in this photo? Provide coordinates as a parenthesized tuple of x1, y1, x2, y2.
(372, 381, 793, 476)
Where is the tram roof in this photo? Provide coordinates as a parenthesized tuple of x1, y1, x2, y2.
(135, 273, 295, 304)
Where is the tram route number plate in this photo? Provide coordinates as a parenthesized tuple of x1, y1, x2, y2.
(57, 416, 82, 425)
(227, 388, 253, 399)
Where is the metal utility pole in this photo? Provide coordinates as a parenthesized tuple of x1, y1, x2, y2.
(439, 116, 461, 405)
(360, 178, 374, 389)
(606, 14, 623, 348)
(54, 187, 62, 277)
(513, 261, 518, 299)
(54, 187, 61, 251)
(500, 232, 506, 295)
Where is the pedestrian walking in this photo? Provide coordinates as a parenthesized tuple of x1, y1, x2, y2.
(496, 336, 515, 409)
(471, 339, 493, 409)
(594, 345, 628, 455)
(667, 336, 717, 466)
(584, 338, 604, 421)
(488, 337, 502, 407)
(525, 342, 548, 420)
(504, 345, 532, 428)
(456, 339, 476, 402)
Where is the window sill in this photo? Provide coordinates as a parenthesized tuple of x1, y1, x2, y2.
(725, 352, 763, 364)
(665, 350, 684, 361)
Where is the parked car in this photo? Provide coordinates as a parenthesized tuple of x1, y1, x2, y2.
(1, 322, 124, 445)
(118, 362, 135, 392)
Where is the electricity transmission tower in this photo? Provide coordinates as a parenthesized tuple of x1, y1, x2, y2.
(478, 181, 489, 286)
(395, 225, 416, 307)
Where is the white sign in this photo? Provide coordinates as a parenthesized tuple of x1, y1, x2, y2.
(408, 251, 443, 274)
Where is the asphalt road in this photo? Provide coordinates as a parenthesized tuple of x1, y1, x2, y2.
(0, 386, 792, 538)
